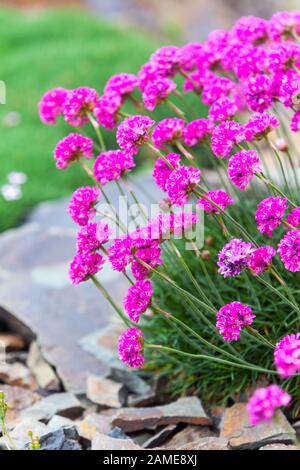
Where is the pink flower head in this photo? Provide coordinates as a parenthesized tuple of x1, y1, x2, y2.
(152, 118, 185, 149)
(116, 115, 155, 155)
(118, 327, 144, 368)
(247, 385, 291, 426)
(104, 73, 138, 96)
(165, 166, 201, 206)
(152, 152, 181, 191)
(131, 244, 162, 280)
(182, 119, 213, 147)
(216, 301, 255, 342)
(233, 44, 267, 80)
(38, 87, 68, 125)
(138, 61, 168, 91)
(94, 92, 122, 129)
(54, 133, 93, 170)
(244, 112, 279, 141)
(278, 69, 300, 108)
(231, 15, 268, 44)
(278, 229, 300, 272)
(255, 196, 287, 237)
(274, 333, 300, 377)
(201, 73, 235, 105)
(68, 186, 101, 226)
(208, 97, 237, 123)
(63, 87, 98, 127)
(211, 121, 243, 158)
(178, 42, 204, 72)
(291, 110, 300, 132)
(142, 78, 176, 111)
(124, 280, 153, 323)
(266, 43, 300, 73)
(69, 251, 105, 285)
(197, 190, 234, 214)
(76, 221, 112, 253)
(247, 246, 276, 275)
(228, 149, 261, 190)
(268, 11, 300, 41)
(93, 150, 135, 185)
(244, 74, 273, 113)
(108, 235, 133, 272)
(150, 45, 180, 76)
(286, 207, 300, 228)
(218, 238, 253, 278)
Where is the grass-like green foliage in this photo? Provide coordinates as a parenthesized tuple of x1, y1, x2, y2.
(144, 190, 300, 415)
(0, 8, 160, 232)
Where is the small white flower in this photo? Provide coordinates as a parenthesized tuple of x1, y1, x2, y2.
(7, 171, 27, 185)
(1, 184, 22, 201)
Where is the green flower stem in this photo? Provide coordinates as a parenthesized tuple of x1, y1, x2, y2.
(167, 99, 186, 119)
(91, 276, 131, 327)
(145, 343, 277, 374)
(256, 172, 296, 208)
(257, 273, 300, 317)
(121, 176, 148, 223)
(87, 112, 106, 152)
(265, 136, 293, 200)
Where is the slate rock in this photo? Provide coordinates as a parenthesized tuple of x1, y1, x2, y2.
(220, 403, 295, 450)
(177, 437, 229, 450)
(86, 374, 126, 408)
(78, 413, 112, 441)
(112, 396, 211, 432)
(38, 426, 82, 450)
(0, 384, 40, 423)
(27, 341, 60, 391)
(163, 424, 215, 449)
(92, 432, 142, 450)
(0, 333, 25, 351)
(259, 443, 299, 450)
(143, 424, 178, 448)
(0, 362, 38, 389)
(20, 392, 83, 422)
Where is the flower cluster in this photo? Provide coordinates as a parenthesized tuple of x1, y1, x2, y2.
(247, 385, 291, 426)
(274, 333, 300, 377)
(197, 190, 234, 213)
(216, 301, 255, 341)
(228, 149, 261, 190)
(255, 196, 288, 237)
(218, 238, 253, 278)
(116, 115, 155, 155)
(68, 186, 101, 226)
(118, 327, 145, 368)
(124, 280, 153, 323)
(93, 150, 135, 185)
(54, 133, 93, 170)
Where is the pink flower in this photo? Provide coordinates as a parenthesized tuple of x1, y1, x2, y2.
(218, 238, 253, 278)
(68, 186, 101, 226)
(118, 327, 144, 368)
(124, 280, 153, 323)
(108, 235, 133, 272)
(94, 92, 122, 129)
(152, 118, 185, 149)
(178, 42, 204, 72)
(208, 97, 237, 122)
(54, 133, 93, 170)
(104, 73, 137, 96)
(152, 153, 181, 191)
(211, 121, 243, 158)
(278, 229, 300, 272)
(268, 11, 300, 41)
(142, 78, 176, 111)
(291, 110, 300, 132)
(165, 166, 201, 206)
(38, 87, 68, 125)
(286, 207, 300, 228)
(138, 61, 168, 91)
(63, 87, 98, 127)
(216, 301, 255, 342)
(69, 252, 105, 285)
(247, 246, 276, 275)
(278, 69, 300, 108)
(244, 74, 273, 112)
(150, 45, 180, 76)
(255, 196, 288, 237)
(201, 73, 235, 105)
(274, 333, 300, 377)
(76, 222, 112, 253)
(93, 150, 135, 185)
(244, 112, 279, 141)
(182, 119, 213, 147)
(228, 149, 261, 190)
(197, 190, 234, 213)
(131, 244, 162, 280)
(116, 115, 155, 155)
(247, 385, 291, 426)
(231, 15, 268, 44)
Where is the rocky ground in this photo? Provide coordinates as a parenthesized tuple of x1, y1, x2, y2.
(0, 172, 299, 451)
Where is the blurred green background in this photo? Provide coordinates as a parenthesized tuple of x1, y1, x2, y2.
(0, 7, 159, 232)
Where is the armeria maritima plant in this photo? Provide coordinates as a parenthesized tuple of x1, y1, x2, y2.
(40, 11, 300, 426)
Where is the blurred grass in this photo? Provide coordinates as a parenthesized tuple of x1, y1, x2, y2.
(0, 7, 159, 232)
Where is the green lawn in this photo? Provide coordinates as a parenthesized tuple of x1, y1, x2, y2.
(0, 8, 159, 232)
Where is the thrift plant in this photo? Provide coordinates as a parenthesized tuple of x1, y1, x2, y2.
(40, 11, 300, 426)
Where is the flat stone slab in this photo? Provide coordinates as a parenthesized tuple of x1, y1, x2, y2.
(92, 432, 142, 450)
(163, 424, 215, 449)
(112, 397, 211, 432)
(20, 392, 83, 422)
(86, 374, 126, 408)
(177, 437, 229, 450)
(220, 403, 295, 450)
